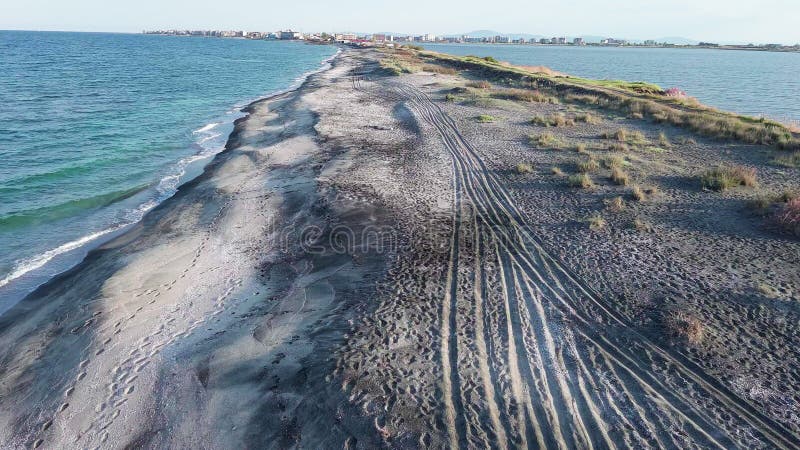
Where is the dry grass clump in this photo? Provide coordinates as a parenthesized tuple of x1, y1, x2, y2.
(701, 166, 758, 191)
(665, 312, 705, 345)
(658, 132, 672, 148)
(422, 65, 457, 75)
(747, 194, 775, 215)
(610, 167, 630, 186)
(602, 154, 626, 169)
(632, 218, 653, 232)
(676, 136, 697, 145)
(607, 142, 629, 152)
(466, 80, 492, 89)
(568, 173, 593, 188)
(586, 213, 607, 230)
(575, 143, 588, 153)
(574, 112, 601, 124)
(531, 113, 574, 127)
(602, 128, 629, 142)
(476, 114, 496, 123)
(775, 198, 800, 237)
(631, 184, 647, 201)
(551, 166, 565, 176)
(530, 132, 564, 149)
(515, 163, 534, 174)
(773, 152, 800, 168)
(380, 56, 418, 75)
(606, 196, 625, 212)
(492, 88, 559, 103)
(577, 157, 600, 173)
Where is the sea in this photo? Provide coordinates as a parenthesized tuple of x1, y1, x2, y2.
(421, 43, 800, 125)
(0, 31, 336, 312)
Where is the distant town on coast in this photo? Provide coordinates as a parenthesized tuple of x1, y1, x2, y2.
(142, 28, 800, 52)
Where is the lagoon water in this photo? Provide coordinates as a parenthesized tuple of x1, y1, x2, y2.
(0, 31, 335, 310)
(421, 43, 800, 125)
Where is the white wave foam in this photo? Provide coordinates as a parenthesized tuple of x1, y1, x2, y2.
(0, 224, 127, 289)
(193, 122, 221, 134)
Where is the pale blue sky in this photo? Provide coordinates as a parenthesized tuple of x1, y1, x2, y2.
(3, 0, 799, 44)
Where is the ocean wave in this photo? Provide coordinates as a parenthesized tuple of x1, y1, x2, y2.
(0, 224, 126, 289)
(193, 122, 222, 134)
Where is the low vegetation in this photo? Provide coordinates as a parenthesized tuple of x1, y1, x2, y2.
(631, 184, 647, 201)
(577, 157, 600, 173)
(775, 198, 800, 237)
(773, 152, 800, 168)
(466, 80, 491, 89)
(416, 50, 800, 150)
(476, 114, 496, 123)
(422, 65, 457, 75)
(586, 214, 607, 230)
(551, 166, 565, 176)
(491, 88, 559, 103)
(606, 196, 625, 212)
(665, 312, 705, 345)
(574, 143, 588, 153)
(610, 167, 630, 185)
(602, 154, 626, 169)
(515, 163, 534, 174)
(701, 166, 758, 191)
(632, 218, 654, 232)
(574, 112, 601, 124)
(531, 113, 574, 127)
(569, 173, 593, 189)
(658, 132, 672, 148)
(530, 132, 564, 149)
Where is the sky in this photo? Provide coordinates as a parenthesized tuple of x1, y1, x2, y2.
(2, 0, 799, 44)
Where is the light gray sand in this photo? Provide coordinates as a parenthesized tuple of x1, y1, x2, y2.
(0, 48, 799, 449)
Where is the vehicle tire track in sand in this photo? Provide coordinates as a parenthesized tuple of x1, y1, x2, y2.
(392, 80, 800, 449)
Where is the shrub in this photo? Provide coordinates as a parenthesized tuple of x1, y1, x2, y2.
(607, 196, 625, 211)
(531, 113, 574, 127)
(631, 184, 646, 201)
(422, 65, 457, 75)
(586, 214, 606, 230)
(658, 132, 672, 148)
(747, 194, 774, 215)
(603, 155, 626, 169)
(701, 166, 758, 191)
(665, 312, 705, 345)
(608, 142, 629, 152)
(483, 56, 499, 63)
(632, 218, 653, 232)
(614, 128, 628, 142)
(610, 167, 630, 185)
(476, 114, 496, 123)
(569, 173, 593, 188)
(551, 166, 565, 176)
(445, 93, 456, 102)
(515, 163, 534, 174)
(578, 158, 600, 173)
(492, 88, 558, 103)
(575, 143, 588, 153)
(779, 190, 799, 203)
(774, 198, 800, 237)
(530, 132, 563, 149)
(574, 112, 601, 124)
(467, 80, 491, 89)
(773, 152, 800, 168)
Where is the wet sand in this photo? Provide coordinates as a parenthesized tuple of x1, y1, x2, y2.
(1, 47, 799, 449)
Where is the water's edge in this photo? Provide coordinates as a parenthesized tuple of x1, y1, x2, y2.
(0, 47, 341, 315)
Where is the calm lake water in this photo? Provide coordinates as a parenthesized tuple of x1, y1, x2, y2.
(0, 31, 336, 310)
(421, 43, 800, 125)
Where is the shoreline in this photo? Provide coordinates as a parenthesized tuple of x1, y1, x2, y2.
(0, 46, 798, 448)
(0, 46, 341, 314)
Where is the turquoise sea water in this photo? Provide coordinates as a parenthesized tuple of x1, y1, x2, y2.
(0, 31, 336, 310)
(421, 43, 800, 125)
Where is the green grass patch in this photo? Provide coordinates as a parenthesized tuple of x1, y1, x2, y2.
(476, 114, 496, 123)
(701, 166, 758, 191)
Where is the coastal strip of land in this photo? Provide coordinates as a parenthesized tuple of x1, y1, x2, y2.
(1, 47, 799, 449)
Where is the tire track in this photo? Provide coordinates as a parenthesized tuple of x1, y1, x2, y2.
(392, 80, 800, 449)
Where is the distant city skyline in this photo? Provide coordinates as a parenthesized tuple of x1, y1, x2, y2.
(3, 0, 799, 45)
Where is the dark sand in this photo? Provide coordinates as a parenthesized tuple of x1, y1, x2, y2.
(1, 47, 799, 449)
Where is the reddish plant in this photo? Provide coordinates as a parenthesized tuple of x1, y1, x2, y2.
(775, 198, 800, 237)
(664, 87, 688, 98)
